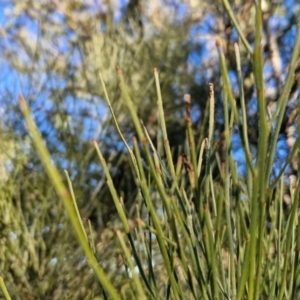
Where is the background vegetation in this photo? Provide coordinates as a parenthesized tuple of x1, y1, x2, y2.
(1, 0, 300, 299)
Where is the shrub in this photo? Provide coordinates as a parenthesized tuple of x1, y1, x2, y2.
(2, 1, 300, 299)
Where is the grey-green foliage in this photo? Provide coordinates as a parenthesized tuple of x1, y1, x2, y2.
(1, 1, 207, 222)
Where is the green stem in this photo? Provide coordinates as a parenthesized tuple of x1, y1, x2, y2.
(221, 0, 253, 54)
(252, 2, 268, 298)
(0, 277, 11, 300)
(265, 20, 300, 181)
(19, 96, 121, 300)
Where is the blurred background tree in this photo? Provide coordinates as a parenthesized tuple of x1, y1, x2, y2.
(0, 0, 299, 298)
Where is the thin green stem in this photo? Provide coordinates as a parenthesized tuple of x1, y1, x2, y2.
(221, 0, 253, 54)
(132, 138, 182, 299)
(19, 96, 121, 300)
(154, 68, 177, 182)
(184, 94, 198, 192)
(64, 170, 89, 243)
(93, 141, 130, 233)
(0, 277, 11, 300)
(278, 182, 299, 300)
(265, 20, 300, 181)
(98, 72, 141, 181)
(116, 230, 147, 300)
(252, 2, 269, 298)
(234, 43, 255, 181)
